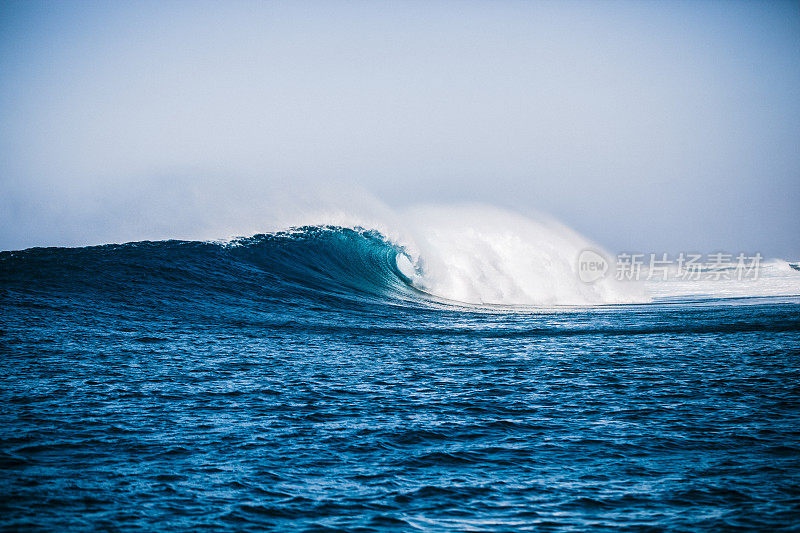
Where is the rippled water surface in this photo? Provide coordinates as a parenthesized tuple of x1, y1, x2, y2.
(1, 233, 799, 531)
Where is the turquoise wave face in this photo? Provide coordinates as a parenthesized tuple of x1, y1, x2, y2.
(224, 226, 418, 305)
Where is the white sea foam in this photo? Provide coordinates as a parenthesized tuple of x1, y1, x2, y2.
(393, 204, 648, 306)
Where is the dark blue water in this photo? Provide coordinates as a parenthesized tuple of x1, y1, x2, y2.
(2, 228, 799, 531)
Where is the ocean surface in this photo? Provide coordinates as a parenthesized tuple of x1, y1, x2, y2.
(1, 226, 799, 531)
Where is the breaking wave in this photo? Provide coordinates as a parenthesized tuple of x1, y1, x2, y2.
(3, 204, 797, 309)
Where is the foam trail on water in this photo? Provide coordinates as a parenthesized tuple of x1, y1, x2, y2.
(643, 259, 800, 302)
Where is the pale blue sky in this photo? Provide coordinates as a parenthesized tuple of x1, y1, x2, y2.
(1, 0, 798, 256)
